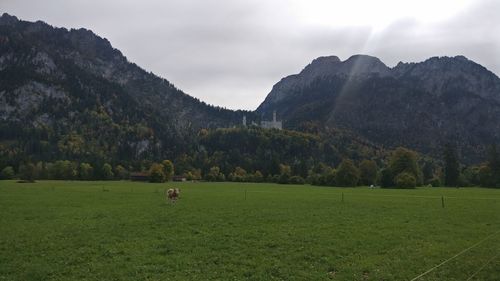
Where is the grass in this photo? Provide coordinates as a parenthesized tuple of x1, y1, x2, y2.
(0, 180, 499, 280)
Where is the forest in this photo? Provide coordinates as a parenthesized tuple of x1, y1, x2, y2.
(1, 126, 499, 189)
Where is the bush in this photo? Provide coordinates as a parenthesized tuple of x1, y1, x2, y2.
(102, 163, 114, 180)
(229, 167, 247, 182)
(79, 163, 94, 180)
(114, 165, 129, 180)
(253, 171, 264, 183)
(205, 166, 225, 182)
(478, 165, 493, 187)
(1, 166, 15, 179)
(278, 173, 290, 184)
(289, 176, 305, 185)
(428, 177, 441, 187)
(19, 163, 37, 182)
(394, 172, 416, 189)
(149, 163, 165, 183)
(51, 160, 77, 180)
(277, 164, 292, 184)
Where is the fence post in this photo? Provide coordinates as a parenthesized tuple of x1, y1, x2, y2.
(441, 196, 445, 208)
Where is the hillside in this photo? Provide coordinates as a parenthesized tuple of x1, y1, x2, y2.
(0, 13, 246, 164)
(257, 55, 500, 163)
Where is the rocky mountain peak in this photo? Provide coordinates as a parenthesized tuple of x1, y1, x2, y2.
(0, 13, 19, 25)
(342, 54, 390, 76)
(394, 55, 500, 101)
(300, 54, 390, 78)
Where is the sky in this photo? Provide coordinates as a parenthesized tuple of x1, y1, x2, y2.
(2, 0, 500, 110)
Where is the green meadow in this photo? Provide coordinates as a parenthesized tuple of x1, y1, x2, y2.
(0, 181, 499, 280)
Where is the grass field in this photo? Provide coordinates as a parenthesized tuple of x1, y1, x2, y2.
(0, 181, 499, 280)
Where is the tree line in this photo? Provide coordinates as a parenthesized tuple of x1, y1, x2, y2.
(1, 127, 499, 188)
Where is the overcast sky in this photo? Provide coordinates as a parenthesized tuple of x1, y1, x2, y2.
(3, 0, 500, 110)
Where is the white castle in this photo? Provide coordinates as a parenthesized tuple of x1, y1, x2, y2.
(243, 110, 282, 130)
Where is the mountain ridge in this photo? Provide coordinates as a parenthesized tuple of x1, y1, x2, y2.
(0, 13, 247, 163)
(257, 54, 500, 163)
(2, 13, 500, 165)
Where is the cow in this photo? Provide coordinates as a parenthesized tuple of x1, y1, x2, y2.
(166, 188, 180, 203)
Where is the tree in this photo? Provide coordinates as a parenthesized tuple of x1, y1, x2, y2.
(51, 160, 77, 180)
(79, 163, 94, 180)
(478, 165, 493, 187)
(253, 171, 264, 182)
(149, 163, 165, 183)
(114, 165, 128, 180)
(229, 167, 247, 182)
(487, 144, 500, 188)
(162, 160, 174, 181)
(289, 175, 305, 184)
(443, 143, 460, 187)
(359, 160, 378, 186)
(1, 166, 15, 180)
(278, 164, 292, 184)
(205, 166, 225, 182)
(394, 172, 416, 189)
(19, 163, 37, 182)
(389, 147, 420, 186)
(336, 159, 360, 187)
(379, 168, 394, 188)
(102, 163, 114, 180)
(421, 161, 435, 184)
(463, 166, 480, 187)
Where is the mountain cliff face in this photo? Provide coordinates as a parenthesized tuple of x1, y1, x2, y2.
(0, 13, 244, 163)
(257, 55, 500, 163)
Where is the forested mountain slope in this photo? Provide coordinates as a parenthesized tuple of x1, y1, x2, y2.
(257, 55, 500, 163)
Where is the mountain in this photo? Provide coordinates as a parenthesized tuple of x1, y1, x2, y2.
(0, 13, 245, 164)
(257, 54, 500, 163)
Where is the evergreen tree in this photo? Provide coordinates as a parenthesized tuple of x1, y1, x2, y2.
(379, 168, 394, 188)
(421, 161, 435, 184)
(487, 144, 500, 187)
(443, 143, 460, 187)
(359, 160, 378, 186)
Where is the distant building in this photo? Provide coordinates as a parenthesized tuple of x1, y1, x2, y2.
(130, 172, 149, 181)
(260, 111, 282, 130)
(241, 110, 282, 130)
(172, 175, 187, 182)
